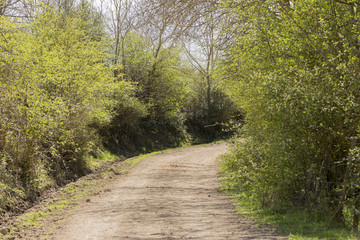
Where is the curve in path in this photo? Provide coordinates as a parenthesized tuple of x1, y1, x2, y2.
(51, 143, 286, 240)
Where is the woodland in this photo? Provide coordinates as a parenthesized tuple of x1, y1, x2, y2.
(1, 0, 360, 233)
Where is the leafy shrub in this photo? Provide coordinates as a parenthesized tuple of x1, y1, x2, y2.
(0, 7, 135, 206)
(220, 0, 360, 229)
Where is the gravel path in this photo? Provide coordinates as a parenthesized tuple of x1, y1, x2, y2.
(50, 143, 286, 240)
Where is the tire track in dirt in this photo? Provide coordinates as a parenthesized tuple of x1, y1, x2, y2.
(49, 142, 287, 240)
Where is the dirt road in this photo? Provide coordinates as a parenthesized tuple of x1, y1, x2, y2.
(49, 143, 286, 239)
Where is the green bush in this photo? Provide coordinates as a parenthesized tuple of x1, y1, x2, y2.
(220, 0, 360, 229)
(0, 7, 135, 207)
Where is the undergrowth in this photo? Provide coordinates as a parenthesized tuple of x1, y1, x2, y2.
(222, 189, 360, 240)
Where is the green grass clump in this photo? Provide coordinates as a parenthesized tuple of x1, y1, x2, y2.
(86, 151, 119, 169)
(18, 200, 69, 228)
(225, 191, 360, 240)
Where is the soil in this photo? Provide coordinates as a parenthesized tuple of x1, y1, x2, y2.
(7, 143, 288, 239)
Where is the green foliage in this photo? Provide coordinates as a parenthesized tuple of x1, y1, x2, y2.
(0, 5, 135, 209)
(102, 31, 190, 154)
(184, 72, 240, 142)
(220, 0, 360, 229)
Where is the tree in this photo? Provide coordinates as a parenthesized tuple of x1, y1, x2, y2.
(181, 1, 239, 141)
(100, 30, 189, 153)
(99, 0, 138, 77)
(99, 0, 206, 152)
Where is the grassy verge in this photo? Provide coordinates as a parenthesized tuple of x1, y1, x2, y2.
(0, 148, 177, 239)
(223, 191, 360, 240)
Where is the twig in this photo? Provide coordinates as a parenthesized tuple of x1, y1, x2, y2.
(0, 30, 8, 43)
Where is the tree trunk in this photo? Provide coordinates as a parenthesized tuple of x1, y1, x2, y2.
(354, 198, 360, 231)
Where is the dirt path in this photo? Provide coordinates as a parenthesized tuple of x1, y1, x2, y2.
(47, 143, 286, 239)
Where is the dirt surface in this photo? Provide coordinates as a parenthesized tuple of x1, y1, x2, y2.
(42, 143, 287, 239)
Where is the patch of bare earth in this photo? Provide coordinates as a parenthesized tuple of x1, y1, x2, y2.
(17, 143, 288, 239)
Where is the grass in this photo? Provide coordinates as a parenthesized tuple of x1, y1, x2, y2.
(86, 151, 119, 169)
(226, 192, 360, 240)
(18, 200, 69, 227)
